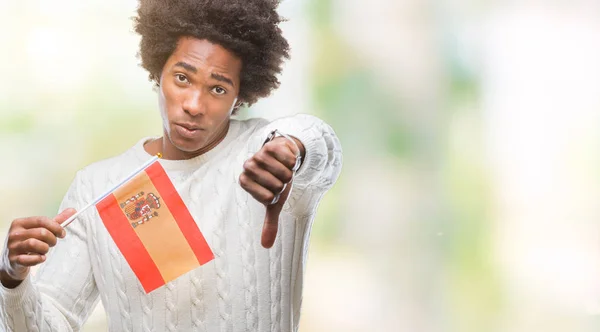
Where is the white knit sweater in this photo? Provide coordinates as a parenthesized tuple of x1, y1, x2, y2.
(0, 115, 342, 332)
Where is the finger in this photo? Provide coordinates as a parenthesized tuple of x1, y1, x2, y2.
(261, 183, 292, 249)
(12, 238, 51, 256)
(54, 208, 76, 224)
(271, 136, 301, 156)
(250, 154, 294, 183)
(17, 216, 49, 229)
(243, 162, 286, 195)
(20, 216, 64, 239)
(13, 254, 46, 267)
(52, 208, 75, 238)
(14, 227, 60, 248)
(263, 141, 298, 170)
(239, 173, 276, 205)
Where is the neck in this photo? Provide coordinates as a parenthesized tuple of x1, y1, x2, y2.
(145, 121, 230, 160)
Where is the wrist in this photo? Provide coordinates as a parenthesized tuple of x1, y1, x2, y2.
(289, 136, 306, 161)
(264, 129, 305, 171)
(0, 269, 24, 289)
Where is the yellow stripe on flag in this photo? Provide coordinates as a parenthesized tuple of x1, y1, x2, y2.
(113, 171, 200, 283)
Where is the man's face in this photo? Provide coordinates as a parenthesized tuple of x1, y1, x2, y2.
(158, 37, 242, 159)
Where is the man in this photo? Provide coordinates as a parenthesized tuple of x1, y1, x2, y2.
(0, 0, 342, 331)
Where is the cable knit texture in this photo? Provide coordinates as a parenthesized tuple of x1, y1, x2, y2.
(0, 115, 342, 332)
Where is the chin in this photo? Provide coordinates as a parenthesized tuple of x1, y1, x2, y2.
(170, 135, 208, 153)
(176, 140, 208, 153)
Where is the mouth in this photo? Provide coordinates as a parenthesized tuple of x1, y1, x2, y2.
(177, 123, 202, 131)
(174, 123, 203, 138)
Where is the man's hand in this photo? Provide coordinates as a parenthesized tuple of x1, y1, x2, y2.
(239, 136, 305, 248)
(0, 209, 75, 288)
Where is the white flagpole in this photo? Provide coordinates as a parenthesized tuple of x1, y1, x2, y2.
(61, 155, 160, 228)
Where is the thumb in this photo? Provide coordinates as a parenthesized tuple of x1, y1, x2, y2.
(261, 183, 292, 249)
(53, 208, 77, 224)
(52, 208, 77, 237)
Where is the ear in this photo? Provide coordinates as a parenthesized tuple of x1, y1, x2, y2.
(230, 98, 244, 115)
(154, 71, 162, 87)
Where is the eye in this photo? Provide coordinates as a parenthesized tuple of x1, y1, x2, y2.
(175, 74, 189, 84)
(212, 86, 227, 95)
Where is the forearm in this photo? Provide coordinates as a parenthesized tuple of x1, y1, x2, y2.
(0, 269, 22, 289)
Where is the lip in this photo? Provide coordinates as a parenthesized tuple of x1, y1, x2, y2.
(176, 123, 202, 131)
(174, 123, 203, 139)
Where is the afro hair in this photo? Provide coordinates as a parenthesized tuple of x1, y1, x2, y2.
(134, 0, 290, 106)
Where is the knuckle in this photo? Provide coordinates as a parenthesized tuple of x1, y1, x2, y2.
(38, 217, 50, 227)
(285, 155, 296, 169)
(14, 256, 25, 265)
(274, 143, 288, 154)
(39, 244, 50, 255)
(243, 159, 253, 171)
(9, 219, 21, 229)
(26, 219, 41, 229)
(39, 228, 48, 238)
(254, 153, 267, 167)
(8, 231, 21, 240)
(264, 141, 277, 152)
(243, 160, 258, 175)
(7, 242, 19, 252)
(8, 226, 20, 236)
(26, 238, 38, 248)
(273, 182, 284, 193)
(281, 170, 293, 183)
(264, 192, 275, 203)
(239, 174, 249, 188)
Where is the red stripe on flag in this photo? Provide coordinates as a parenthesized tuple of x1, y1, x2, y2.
(97, 194, 165, 293)
(145, 162, 214, 265)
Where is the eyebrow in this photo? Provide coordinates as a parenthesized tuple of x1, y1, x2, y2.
(210, 73, 235, 88)
(174, 61, 197, 73)
(173, 61, 235, 88)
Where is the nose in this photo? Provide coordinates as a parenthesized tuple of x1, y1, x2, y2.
(182, 89, 206, 117)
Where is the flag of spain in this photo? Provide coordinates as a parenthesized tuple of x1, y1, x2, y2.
(96, 160, 214, 293)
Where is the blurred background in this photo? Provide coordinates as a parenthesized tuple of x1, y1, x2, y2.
(1, 0, 600, 331)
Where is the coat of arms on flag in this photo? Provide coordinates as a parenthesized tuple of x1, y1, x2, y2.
(93, 158, 214, 293)
(120, 191, 161, 227)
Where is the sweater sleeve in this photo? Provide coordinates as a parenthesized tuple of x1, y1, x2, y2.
(244, 114, 343, 215)
(0, 171, 100, 332)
